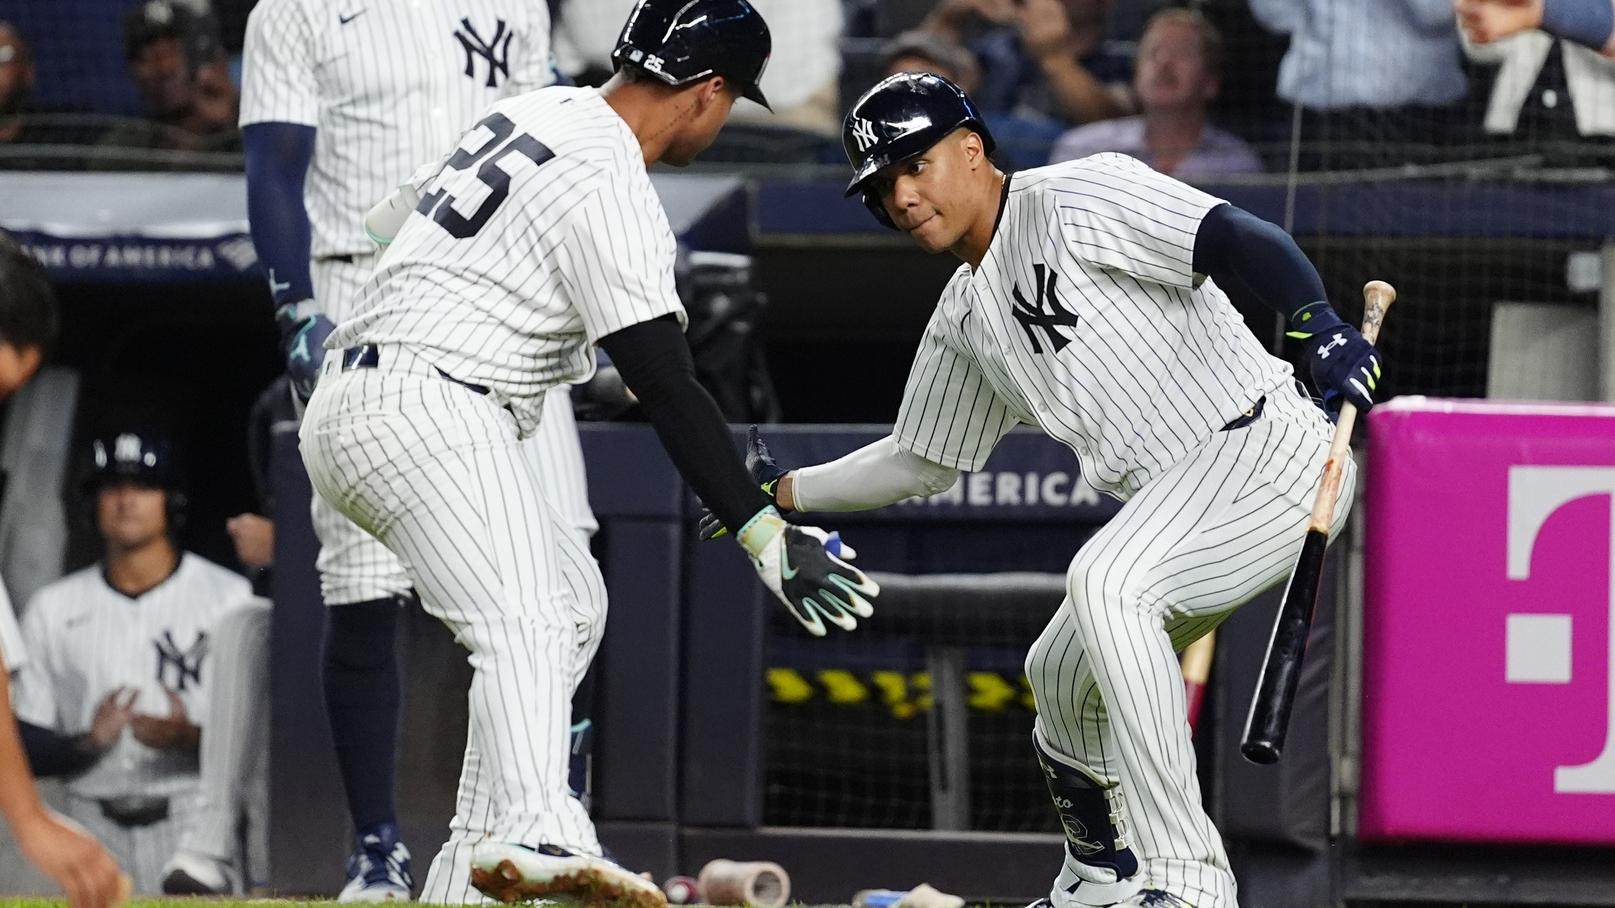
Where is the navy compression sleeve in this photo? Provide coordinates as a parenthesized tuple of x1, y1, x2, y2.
(243, 122, 317, 308)
(598, 315, 773, 533)
(1192, 202, 1329, 323)
(16, 720, 101, 778)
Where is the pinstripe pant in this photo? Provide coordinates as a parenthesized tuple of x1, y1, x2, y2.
(176, 597, 271, 887)
(1025, 387, 1355, 908)
(300, 352, 608, 898)
(63, 789, 198, 895)
(310, 256, 597, 605)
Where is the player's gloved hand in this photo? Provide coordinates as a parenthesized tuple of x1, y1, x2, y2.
(1287, 302, 1383, 416)
(737, 507, 879, 637)
(699, 425, 789, 540)
(275, 300, 336, 403)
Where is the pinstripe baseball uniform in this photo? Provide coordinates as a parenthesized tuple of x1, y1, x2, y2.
(10, 556, 250, 894)
(241, 0, 594, 608)
(892, 154, 1354, 907)
(301, 85, 671, 902)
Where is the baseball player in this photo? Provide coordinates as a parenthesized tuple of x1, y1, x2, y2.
(237, 0, 599, 898)
(705, 73, 1382, 908)
(300, 0, 878, 903)
(158, 377, 291, 896)
(0, 234, 127, 908)
(11, 431, 250, 895)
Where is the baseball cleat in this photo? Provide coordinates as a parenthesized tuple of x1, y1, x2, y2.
(339, 822, 413, 902)
(160, 849, 240, 895)
(469, 842, 666, 908)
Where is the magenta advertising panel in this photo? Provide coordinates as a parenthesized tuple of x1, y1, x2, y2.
(1360, 397, 1615, 843)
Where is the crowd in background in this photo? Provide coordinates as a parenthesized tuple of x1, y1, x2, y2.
(2, 0, 1613, 176)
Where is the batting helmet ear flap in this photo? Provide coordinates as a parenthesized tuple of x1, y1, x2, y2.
(861, 189, 896, 230)
(165, 489, 188, 534)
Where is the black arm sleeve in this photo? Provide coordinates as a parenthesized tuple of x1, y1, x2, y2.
(598, 315, 773, 533)
(17, 720, 101, 778)
(1192, 203, 1329, 322)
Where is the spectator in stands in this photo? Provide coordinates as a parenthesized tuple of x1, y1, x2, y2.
(0, 22, 36, 145)
(553, 0, 844, 134)
(99, 0, 239, 155)
(1250, 0, 1469, 168)
(0, 22, 103, 155)
(12, 431, 249, 894)
(1456, 0, 1615, 144)
(922, 0, 1134, 125)
(882, 29, 982, 94)
(1048, 9, 1262, 179)
(1458, 0, 1615, 54)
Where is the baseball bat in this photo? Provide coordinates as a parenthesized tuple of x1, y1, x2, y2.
(1241, 280, 1395, 765)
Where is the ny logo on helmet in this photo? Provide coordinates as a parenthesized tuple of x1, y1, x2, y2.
(851, 117, 878, 153)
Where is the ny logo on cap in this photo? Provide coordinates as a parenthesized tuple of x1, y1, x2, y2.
(851, 118, 878, 153)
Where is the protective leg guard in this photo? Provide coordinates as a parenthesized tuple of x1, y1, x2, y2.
(1034, 732, 1143, 907)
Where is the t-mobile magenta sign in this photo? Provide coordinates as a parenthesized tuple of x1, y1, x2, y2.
(1360, 398, 1615, 843)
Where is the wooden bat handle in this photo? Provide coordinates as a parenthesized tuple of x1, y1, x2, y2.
(1305, 281, 1396, 533)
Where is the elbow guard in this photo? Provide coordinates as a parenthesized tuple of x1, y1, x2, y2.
(364, 184, 421, 247)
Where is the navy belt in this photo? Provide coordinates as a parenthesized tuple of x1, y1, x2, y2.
(1220, 395, 1265, 431)
(340, 344, 494, 396)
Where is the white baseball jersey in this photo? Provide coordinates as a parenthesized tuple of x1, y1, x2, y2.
(330, 85, 686, 438)
(240, 0, 556, 264)
(11, 554, 250, 800)
(893, 153, 1293, 499)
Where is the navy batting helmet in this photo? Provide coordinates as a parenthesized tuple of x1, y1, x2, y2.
(83, 430, 187, 529)
(842, 72, 995, 229)
(612, 0, 772, 110)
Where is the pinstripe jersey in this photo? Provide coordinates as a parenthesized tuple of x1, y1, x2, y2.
(239, 0, 556, 262)
(894, 153, 1293, 499)
(328, 86, 686, 438)
(11, 555, 250, 800)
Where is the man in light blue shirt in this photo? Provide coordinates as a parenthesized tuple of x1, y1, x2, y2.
(1252, 0, 1470, 168)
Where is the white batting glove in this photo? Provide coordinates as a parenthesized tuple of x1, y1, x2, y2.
(737, 508, 880, 637)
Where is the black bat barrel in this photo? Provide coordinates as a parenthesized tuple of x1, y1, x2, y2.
(1241, 529, 1330, 764)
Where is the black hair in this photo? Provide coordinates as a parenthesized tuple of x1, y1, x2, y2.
(0, 231, 59, 356)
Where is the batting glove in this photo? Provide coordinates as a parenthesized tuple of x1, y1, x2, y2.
(275, 300, 336, 403)
(699, 425, 789, 540)
(1288, 302, 1384, 416)
(737, 507, 879, 637)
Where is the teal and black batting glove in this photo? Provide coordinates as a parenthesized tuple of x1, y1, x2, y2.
(275, 300, 336, 404)
(1288, 302, 1384, 417)
(737, 508, 879, 637)
(700, 425, 789, 540)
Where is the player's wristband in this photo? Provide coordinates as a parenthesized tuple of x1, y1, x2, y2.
(1285, 301, 1345, 341)
(736, 506, 787, 559)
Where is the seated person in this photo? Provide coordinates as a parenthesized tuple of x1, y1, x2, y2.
(0, 22, 104, 153)
(923, 0, 1134, 126)
(1049, 9, 1262, 179)
(13, 431, 250, 894)
(97, 0, 239, 156)
(882, 29, 982, 93)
